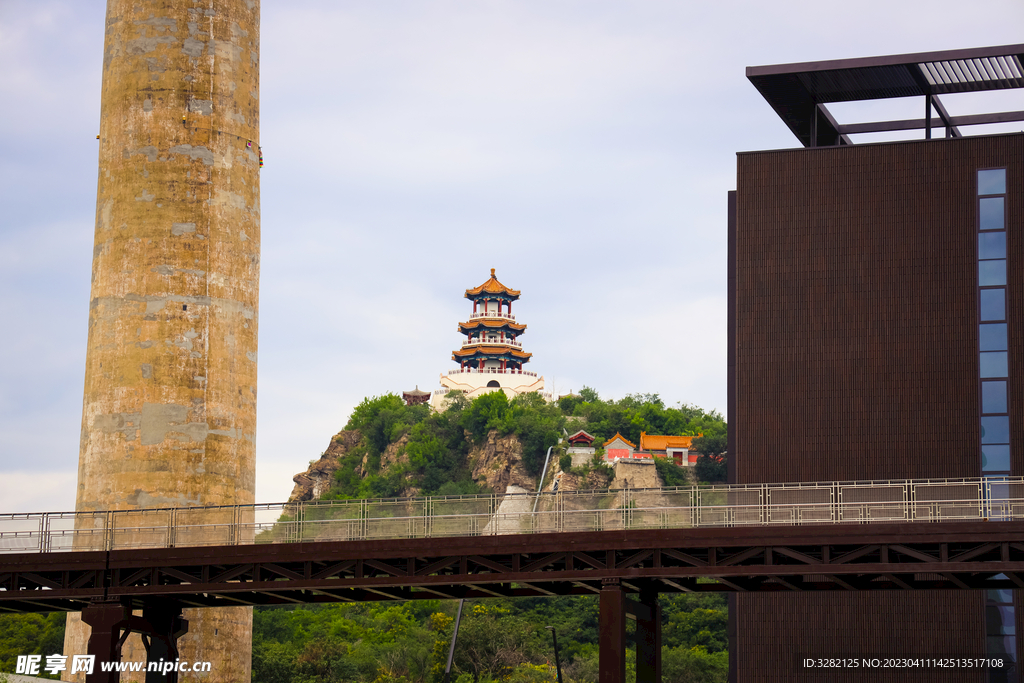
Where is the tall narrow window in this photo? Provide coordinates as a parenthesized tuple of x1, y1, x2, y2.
(978, 167, 1010, 476)
(978, 168, 1016, 683)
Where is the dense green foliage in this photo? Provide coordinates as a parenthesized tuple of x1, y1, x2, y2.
(694, 455, 728, 483)
(0, 613, 65, 680)
(0, 595, 727, 683)
(690, 433, 729, 484)
(323, 388, 726, 499)
(559, 389, 725, 447)
(252, 594, 728, 683)
(653, 456, 690, 487)
(690, 434, 726, 456)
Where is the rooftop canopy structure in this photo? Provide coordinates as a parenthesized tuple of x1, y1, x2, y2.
(748, 43, 1024, 147)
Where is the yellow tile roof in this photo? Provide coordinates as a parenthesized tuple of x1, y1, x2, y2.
(603, 432, 636, 449)
(639, 432, 700, 451)
(458, 320, 527, 332)
(465, 268, 521, 298)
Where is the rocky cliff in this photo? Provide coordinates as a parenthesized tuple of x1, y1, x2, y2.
(290, 428, 538, 502)
(468, 430, 535, 492)
(289, 430, 362, 502)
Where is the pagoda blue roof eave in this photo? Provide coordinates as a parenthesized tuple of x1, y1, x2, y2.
(451, 356, 532, 365)
(452, 346, 533, 357)
(464, 290, 519, 302)
(452, 348, 533, 361)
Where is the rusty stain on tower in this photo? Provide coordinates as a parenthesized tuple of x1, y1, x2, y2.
(63, 1, 260, 680)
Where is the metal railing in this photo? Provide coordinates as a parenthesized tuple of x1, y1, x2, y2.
(462, 337, 523, 348)
(2, 477, 1022, 554)
(467, 312, 516, 321)
(444, 368, 538, 377)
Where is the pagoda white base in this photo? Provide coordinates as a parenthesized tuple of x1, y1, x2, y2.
(432, 368, 546, 409)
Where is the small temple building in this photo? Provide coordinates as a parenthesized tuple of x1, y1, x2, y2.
(638, 431, 699, 466)
(599, 431, 702, 466)
(567, 429, 597, 467)
(603, 433, 638, 460)
(432, 269, 546, 408)
(402, 386, 431, 406)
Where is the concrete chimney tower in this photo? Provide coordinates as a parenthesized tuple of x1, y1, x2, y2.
(64, 1, 260, 680)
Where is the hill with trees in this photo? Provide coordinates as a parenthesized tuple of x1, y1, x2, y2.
(300, 387, 727, 501)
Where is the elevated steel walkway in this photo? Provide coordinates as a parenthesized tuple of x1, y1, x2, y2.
(3, 477, 1023, 683)
(3, 477, 1022, 554)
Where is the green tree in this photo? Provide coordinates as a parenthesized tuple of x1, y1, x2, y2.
(654, 457, 690, 487)
(557, 393, 583, 415)
(460, 391, 513, 440)
(251, 640, 300, 683)
(662, 645, 729, 683)
(346, 394, 406, 431)
(691, 434, 728, 483)
(0, 613, 65, 680)
(558, 453, 572, 472)
(694, 455, 727, 483)
(690, 434, 726, 456)
(294, 638, 360, 682)
(451, 603, 540, 682)
(664, 607, 728, 652)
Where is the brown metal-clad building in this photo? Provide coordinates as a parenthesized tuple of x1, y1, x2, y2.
(728, 45, 1024, 682)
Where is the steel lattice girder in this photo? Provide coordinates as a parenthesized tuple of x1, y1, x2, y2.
(3, 521, 1024, 613)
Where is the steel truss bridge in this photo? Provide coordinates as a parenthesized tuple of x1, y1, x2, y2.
(3, 477, 1024, 683)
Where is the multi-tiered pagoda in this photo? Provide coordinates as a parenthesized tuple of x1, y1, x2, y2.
(434, 269, 545, 407)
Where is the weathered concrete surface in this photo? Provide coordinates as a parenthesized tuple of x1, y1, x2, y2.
(610, 460, 663, 490)
(64, 1, 260, 681)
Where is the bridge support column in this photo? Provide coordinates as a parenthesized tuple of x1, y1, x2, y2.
(79, 601, 189, 683)
(81, 602, 129, 683)
(634, 592, 661, 683)
(600, 579, 626, 683)
(141, 604, 189, 683)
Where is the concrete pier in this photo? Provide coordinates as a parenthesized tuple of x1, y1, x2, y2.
(64, 1, 260, 680)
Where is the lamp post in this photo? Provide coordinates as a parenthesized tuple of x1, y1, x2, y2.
(442, 599, 465, 683)
(545, 626, 563, 683)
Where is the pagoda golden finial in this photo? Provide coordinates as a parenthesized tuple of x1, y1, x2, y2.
(491, 267, 495, 277)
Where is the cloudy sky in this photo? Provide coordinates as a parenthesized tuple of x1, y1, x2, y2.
(1, 0, 1022, 513)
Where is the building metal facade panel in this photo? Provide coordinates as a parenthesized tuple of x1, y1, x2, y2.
(735, 592, 985, 682)
(730, 133, 1024, 682)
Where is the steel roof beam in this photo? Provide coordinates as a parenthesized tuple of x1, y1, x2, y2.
(838, 110, 1024, 135)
